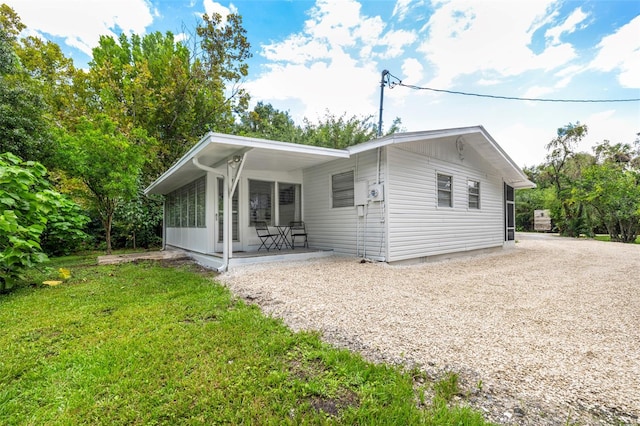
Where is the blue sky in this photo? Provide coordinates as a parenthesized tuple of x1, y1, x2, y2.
(6, 0, 640, 167)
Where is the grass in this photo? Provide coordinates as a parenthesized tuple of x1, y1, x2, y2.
(1, 256, 493, 425)
(593, 234, 640, 244)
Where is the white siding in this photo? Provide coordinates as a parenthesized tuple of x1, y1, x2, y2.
(166, 227, 210, 252)
(303, 150, 386, 258)
(387, 144, 504, 262)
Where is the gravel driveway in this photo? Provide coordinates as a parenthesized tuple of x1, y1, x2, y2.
(219, 234, 640, 425)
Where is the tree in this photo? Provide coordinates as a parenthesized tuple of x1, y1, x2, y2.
(55, 115, 150, 254)
(15, 34, 79, 128)
(543, 122, 592, 237)
(298, 112, 380, 149)
(0, 4, 22, 74)
(112, 187, 164, 250)
(0, 153, 88, 292)
(0, 7, 53, 163)
(195, 12, 251, 123)
(574, 139, 640, 243)
(236, 101, 300, 141)
(85, 13, 252, 182)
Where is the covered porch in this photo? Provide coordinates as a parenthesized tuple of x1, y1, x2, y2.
(145, 132, 347, 271)
(188, 246, 334, 270)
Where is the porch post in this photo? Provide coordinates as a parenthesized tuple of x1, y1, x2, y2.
(226, 154, 246, 259)
(222, 170, 230, 266)
(227, 162, 235, 260)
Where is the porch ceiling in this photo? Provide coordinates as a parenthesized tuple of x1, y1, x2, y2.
(145, 132, 348, 194)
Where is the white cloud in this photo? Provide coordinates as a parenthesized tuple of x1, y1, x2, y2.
(392, 0, 426, 22)
(174, 33, 188, 44)
(203, 0, 238, 18)
(477, 78, 501, 86)
(417, 0, 578, 88)
(246, 58, 379, 122)
(545, 7, 589, 46)
(555, 64, 584, 78)
(7, 0, 155, 55)
(401, 58, 424, 83)
(376, 29, 417, 59)
(588, 15, 640, 88)
(262, 36, 331, 63)
(523, 85, 555, 99)
(247, 0, 413, 119)
(493, 123, 551, 167)
(583, 109, 638, 150)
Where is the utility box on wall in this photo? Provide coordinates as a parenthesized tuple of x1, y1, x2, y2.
(368, 183, 384, 202)
(354, 181, 368, 205)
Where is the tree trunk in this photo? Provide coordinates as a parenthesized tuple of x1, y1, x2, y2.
(105, 214, 113, 255)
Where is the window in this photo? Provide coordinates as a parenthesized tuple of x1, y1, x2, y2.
(196, 177, 206, 227)
(468, 180, 480, 209)
(249, 180, 274, 225)
(279, 183, 301, 225)
(332, 171, 354, 208)
(437, 174, 452, 207)
(505, 183, 515, 241)
(166, 176, 206, 228)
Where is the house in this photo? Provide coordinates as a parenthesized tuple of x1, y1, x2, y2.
(144, 126, 535, 271)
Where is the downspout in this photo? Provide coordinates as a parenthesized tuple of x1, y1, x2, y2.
(162, 198, 167, 250)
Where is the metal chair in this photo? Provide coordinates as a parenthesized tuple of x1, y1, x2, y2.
(289, 221, 308, 249)
(255, 221, 278, 251)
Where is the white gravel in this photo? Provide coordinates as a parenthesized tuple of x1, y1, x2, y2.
(219, 234, 640, 425)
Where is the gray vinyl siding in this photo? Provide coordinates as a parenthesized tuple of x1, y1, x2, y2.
(303, 150, 386, 258)
(387, 144, 504, 262)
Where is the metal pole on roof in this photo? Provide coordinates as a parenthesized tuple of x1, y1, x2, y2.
(378, 70, 389, 137)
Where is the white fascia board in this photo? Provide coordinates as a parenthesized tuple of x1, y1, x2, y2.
(346, 126, 535, 189)
(347, 126, 484, 155)
(207, 132, 349, 157)
(144, 132, 214, 195)
(144, 132, 349, 195)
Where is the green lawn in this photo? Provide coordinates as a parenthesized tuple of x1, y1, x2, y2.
(0, 256, 490, 425)
(593, 234, 640, 244)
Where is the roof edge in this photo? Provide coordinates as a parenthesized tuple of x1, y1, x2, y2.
(144, 132, 350, 195)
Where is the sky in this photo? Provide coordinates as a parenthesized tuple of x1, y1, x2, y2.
(6, 0, 640, 168)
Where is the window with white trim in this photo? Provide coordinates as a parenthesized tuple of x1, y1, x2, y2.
(468, 180, 480, 209)
(278, 182, 301, 224)
(166, 176, 206, 228)
(249, 180, 274, 226)
(332, 170, 354, 208)
(437, 173, 452, 207)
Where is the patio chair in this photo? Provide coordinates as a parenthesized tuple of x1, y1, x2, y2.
(255, 221, 278, 251)
(289, 221, 308, 249)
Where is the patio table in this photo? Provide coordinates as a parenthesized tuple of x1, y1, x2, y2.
(275, 225, 292, 250)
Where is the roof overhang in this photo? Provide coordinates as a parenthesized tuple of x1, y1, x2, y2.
(145, 132, 349, 195)
(145, 126, 534, 195)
